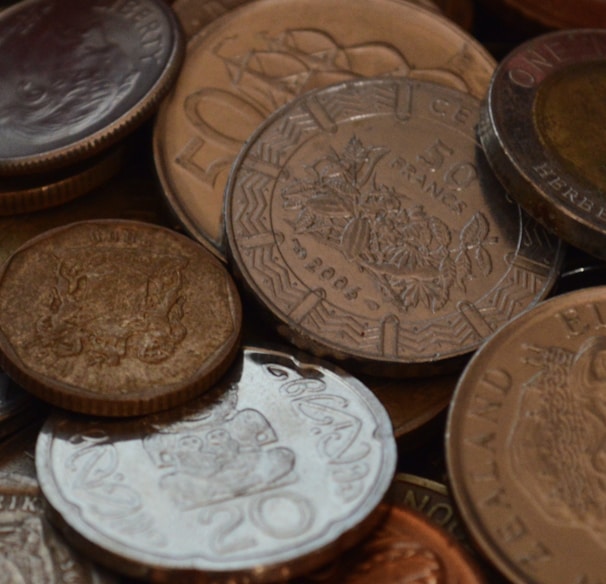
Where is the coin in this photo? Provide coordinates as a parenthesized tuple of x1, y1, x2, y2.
(490, 0, 606, 29)
(480, 29, 606, 259)
(446, 286, 606, 584)
(0, 219, 242, 416)
(172, 0, 252, 39)
(154, 0, 496, 259)
(225, 77, 562, 376)
(0, 473, 119, 583)
(36, 345, 397, 581)
(0, 0, 184, 175)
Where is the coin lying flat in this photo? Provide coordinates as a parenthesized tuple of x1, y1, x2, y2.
(0, 220, 242, 416)
(446, 286, 606, 584)
(0, 0, 184, 175)
(225, 77, 562, 376)
(480, 29, 606, 259)
(154, 0, 496, 260)
(36, 346, 397, 581)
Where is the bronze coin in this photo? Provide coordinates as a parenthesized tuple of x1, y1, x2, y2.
(480, 29, 606, 259)
(0, 220, 242, 416)
(172, 0, 253, 39)
(0, 0, 184, 175)
(225, 77, 562, 377)
(446, 285, 606, 583)
(153, 0, 496, 260)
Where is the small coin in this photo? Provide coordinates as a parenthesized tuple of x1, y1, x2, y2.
(36, 345, 397, 581)
(446, 286, 606, 584)
(225, 77, 562, 376)
(0, 219, 242, 416)
(154, 0, 496, 260)
(0, 0, 184, 175)
(480, 29, 606, 259)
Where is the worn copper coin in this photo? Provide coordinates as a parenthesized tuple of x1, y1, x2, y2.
(480, 29, 606, 259)
(0, 219, 242, 416)
(0, 473, 119, 583)
(225, 77, 562, 376)
(446, 286, 606, 583)
(0, 0, 184, 175)
(36, 346, 397, 581)
(154, 0, 496, 260)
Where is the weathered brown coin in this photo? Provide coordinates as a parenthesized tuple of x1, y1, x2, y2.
(480, 29, 606, 259)
(154, 0, 496, 260)
(0, 220, 242, 416)
(225, 77, 562, 377)
(0, 473, 119, 583)
(0, 0, 184, 175)
(0, 142, 126, 215)
(36, 345, 397, 582)
(446, 285, 606, 584)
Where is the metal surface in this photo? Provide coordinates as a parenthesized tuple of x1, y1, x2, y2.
(447, 285, 606, 584)
(0, 0, 184, 174)
(480, 29, 606, 259)
(492, 0, 606, 29)
(0, 220, 242, 416)
(225, 77, 562, 376)
(154, 0, 496, 260)
(36, 346, 397, 582)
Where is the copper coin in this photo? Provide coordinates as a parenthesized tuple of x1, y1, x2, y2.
(172, 0, 252, 39)
(225, 77, 562, 377)
(493, 0, 606, 29)
(0, 473, 119, 583)
(446, 285, 606, 583)
(0, 219, 242, 416)
(36, 345, 397, 581)
(153, 0, 496, 260)
(0, 0, 184, 175)
(480, 29, 606, 259)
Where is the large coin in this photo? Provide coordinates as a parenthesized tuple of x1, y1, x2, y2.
(446, 286, 606, 583)
(480, 29, 606, 259)
(0, 0, 184, 175)
(225, 77, 562, 377)
(36, 346, 397, 582)
(0, 220, 242, 416)
(153, 0, 496, 260)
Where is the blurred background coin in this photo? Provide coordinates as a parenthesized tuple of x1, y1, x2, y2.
(154, 0, 496, 260)
(480, 29, 606, 259)
(225, 77, 562, 377)
(36, 346, 397, 582)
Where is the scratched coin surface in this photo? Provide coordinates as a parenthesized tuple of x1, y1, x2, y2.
(446, 286, 606, 584)
(0, 0, 183, 175)
(154, 0, 496, 260)
(480, 29, 606, 259)
(0, 220, 242, 416)
(225, 78, 562, 376)
(0, 473, 118, 583)
(36, 346, 397, 581)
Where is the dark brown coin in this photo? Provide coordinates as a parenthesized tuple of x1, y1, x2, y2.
(480, 29, 606, 259)
(0, 0, 184, 175)
(0, 220, 242, 416)
(491, 0, 606, 29)
(447, 285, 606, 583)
(225, 77, 562, 377)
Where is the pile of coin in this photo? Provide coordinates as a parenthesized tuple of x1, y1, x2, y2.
(0, 0, 604, 582)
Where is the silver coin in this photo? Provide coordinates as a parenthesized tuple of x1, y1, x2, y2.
(36, 346, 397, 582)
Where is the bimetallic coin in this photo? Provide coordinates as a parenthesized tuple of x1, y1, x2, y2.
(0, 0, 184, 175)
(225, 78, 562, 376)
(480, 29, 606, 259)
(446, 286, 606, 584)
(154, 0, 496, 260)
(36, 346, 397, 582)
(0, 220, 242, 416)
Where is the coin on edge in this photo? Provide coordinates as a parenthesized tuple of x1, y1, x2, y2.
(154, 0, 496, 260)
(480, 29, 606, 259)
(36, 345, 397, 582)
(446, 286, 606, 584)
(225, 77, 563, 377)
(0, 219, 242, 416)
(0, 0, 184, 175)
